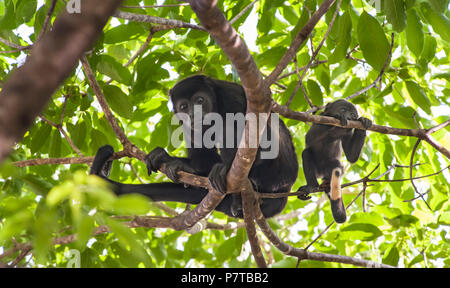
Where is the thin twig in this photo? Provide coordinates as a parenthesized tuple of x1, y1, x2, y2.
(265, 0, 337, 86)
(39, 115, 84, 157)
(0, 37, 31, 51)
(229, 0, 259, 25)
(409, 139, 432, 210)
(345, 33, 395, 101)
(291, 0, 342, 108)
(36, 0, 58, 43)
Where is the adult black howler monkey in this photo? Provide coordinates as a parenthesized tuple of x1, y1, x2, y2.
(91, 75, 298, 219)
(297, 99, 372, 223)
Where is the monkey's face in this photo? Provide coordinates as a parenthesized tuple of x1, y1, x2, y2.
(172, 90, 215, 131)
(323, 99, 359, 126)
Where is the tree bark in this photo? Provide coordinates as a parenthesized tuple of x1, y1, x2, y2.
(0, 0, 123, 164)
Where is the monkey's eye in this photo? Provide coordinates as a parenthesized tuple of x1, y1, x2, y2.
(179, 103, 188, 110)
(196, 97, 204, 104)
(351, 113, 357, 119)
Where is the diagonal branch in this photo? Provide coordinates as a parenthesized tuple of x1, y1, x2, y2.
(292, 0, 343, 108)
(0, 0, 123, 165)
(265, 0, 337, 86)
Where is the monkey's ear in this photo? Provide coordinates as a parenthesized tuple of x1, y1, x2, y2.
(168, 88, 173, 98)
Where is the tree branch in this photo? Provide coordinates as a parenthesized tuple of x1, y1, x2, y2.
(114, 11, 206, 31)
(241, 180, 267, 268)
(265, 0, 337, 86)
(0, 0, 123, 165)
(291, 0, 342, 108)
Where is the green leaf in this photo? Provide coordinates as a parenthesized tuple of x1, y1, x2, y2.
(113, 194, 151, 215)
(384, 0, 407, 32)
(386, 215, 419, 228)
(67, 120, 87, 151)
(357, 12, 390, 71)
(374, 82, 393, 99)
(102, 85, 133, 119)
(405, 81, 431, 114)
(406, 9, 424, 58)
(420, 35, 437, 63)
(104, 22, 146, 44)
(306, 79, 323, 106)
(421, 2, 450, 42)
(107, 219, 151, 265)
(22, 174, 52, 195)
(339, 223, 383, 241)
(438, 212, 450, 225)
(97, 55, 132, 85)
(76, 215, 95, 247)
(315, 65, 331, 94)
(46, 181, 75, 206)
(49, 129, 61, 158)
(382, 245, 399, 266)
(429, 0, 449, 14)
(329, 12, 352, 64)
(16, 0, 36, 24)
(30, 124, 52, 154)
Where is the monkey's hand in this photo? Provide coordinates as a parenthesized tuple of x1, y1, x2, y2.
(146, 147, 172, 174)
(297, 185, 315, 200)
(358, 117, 372, 129)
(146, 147, 196, 183)
(208, 163, 228, 194)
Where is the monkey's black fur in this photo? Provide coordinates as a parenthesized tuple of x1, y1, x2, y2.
(297, 99, 371, 223)
(90, 75, 298, 219)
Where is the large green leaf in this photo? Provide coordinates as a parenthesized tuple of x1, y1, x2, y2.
(339, 223, 383, 241)
(405, 81, 432, 114)
(406, 9, 424, 58)
(429, 0, 449, 14)
(96, 55, 132, 85)
(357, 12, 390, 71)
(306, 79, 323, 106)
(384, 0, 407, 32)
(328, 12, 352, 64)
(102, 85, 133, 119)
(421, 2, 450, 42)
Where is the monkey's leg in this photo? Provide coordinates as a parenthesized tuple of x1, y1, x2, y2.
(329, 167, 346, 223)
(297, 148, 319, 200)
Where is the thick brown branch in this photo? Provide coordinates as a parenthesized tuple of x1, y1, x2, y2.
(191, 0, 271, 195)
(114, 11, 205, 31)
(0, 0, 123, 164)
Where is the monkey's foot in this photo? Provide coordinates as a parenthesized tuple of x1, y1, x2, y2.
(208, 163, 228, 194)
(297, 185, 315, 200)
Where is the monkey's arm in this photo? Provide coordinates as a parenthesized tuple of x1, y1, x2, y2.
(146, 147, 220, 182)
(342, 117, 371, 163)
